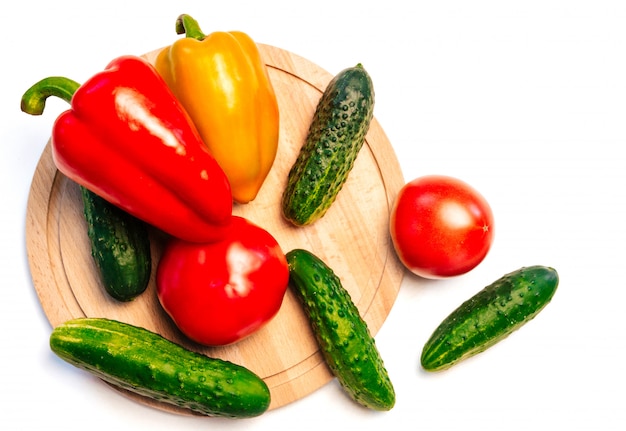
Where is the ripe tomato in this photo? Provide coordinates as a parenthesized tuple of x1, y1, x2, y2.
(156, 216, 289, 346)
(390, 175, 494, 279)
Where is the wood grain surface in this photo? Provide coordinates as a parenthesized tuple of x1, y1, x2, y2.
(25, 44, 405, 413)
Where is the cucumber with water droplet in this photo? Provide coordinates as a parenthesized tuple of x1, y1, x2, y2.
(49, 318, 271, 418)
(286, 249, 395, 411)
(421, 265, 559, 372)
(81, 187, 151, 301)
(281, 64, 374, 226)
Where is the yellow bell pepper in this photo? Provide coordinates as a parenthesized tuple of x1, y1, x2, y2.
(155, 14, 280, 204)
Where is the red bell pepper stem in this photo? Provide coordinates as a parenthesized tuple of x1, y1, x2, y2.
(175, 14, 206, 40)
(21, 76, 80, 115)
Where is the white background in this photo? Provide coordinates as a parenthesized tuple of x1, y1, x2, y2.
(2, 1, 625, 430)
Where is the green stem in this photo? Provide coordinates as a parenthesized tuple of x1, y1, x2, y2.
(20, 76, 80, 115)
(175, 14, 206, 41)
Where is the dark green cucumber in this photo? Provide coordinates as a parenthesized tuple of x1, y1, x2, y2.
(286, 249, 395, 411)
(421, 265, 559, 372)
(20, 76, 150, 301)
(50, 318, 271, 418)
(81, 187, 151, 301)
(282, 64, 374, 226)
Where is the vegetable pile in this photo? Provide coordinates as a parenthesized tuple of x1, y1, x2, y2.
(21, 13, 559, 419)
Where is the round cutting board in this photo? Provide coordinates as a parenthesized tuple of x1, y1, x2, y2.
(25, 44, 405, 414)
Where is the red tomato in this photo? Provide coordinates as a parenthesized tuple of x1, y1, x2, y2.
(156, 216, 289, 346)
(390, 175, 494, 279)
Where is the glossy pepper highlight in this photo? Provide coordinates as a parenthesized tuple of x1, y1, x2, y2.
(21, 55, 233, 243)
(155, 14, 280, 204)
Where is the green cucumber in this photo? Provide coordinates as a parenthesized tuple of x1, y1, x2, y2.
(421, 265, 559, 372)
(20, 76, 150, 302)
(81, 187, 151, 301)
(282, 64, 374, 226)
(286, 249, 395, 411)
(49, 318, 271, 418)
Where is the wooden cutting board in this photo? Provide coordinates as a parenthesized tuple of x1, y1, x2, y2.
(25, 44, 405, 414)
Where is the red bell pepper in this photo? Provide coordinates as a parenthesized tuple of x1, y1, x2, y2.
(156, 216, 289, 346)
(21, 55, 232, 243)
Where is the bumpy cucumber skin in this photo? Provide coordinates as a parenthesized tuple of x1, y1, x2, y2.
(421, 265, 559, 372)
(286, 249, 395, 411)
(81, 187, 151, 301)
(50, 318, 271, 418)
(282, 64, 374, 226)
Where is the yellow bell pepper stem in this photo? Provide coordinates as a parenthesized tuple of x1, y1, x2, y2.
(176, 14, 205, 40)
(156, 14, 280, 204)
